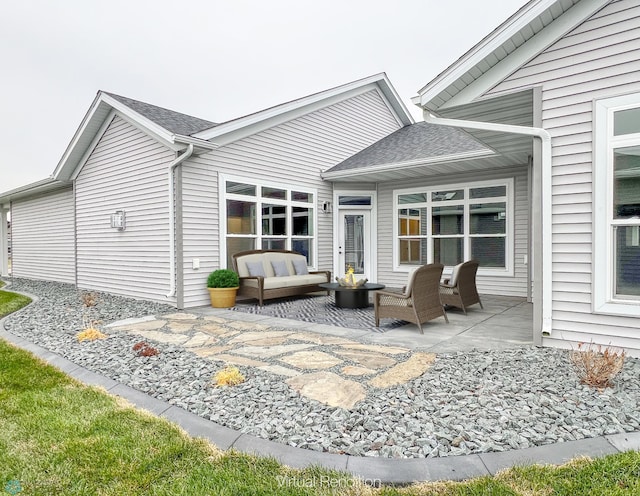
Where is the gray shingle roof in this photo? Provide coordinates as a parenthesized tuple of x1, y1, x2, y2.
(326, 122, 493, 173)
(105, 92, 218, 136)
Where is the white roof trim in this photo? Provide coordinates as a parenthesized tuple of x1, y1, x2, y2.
(321, 149, 497, 180)
(0, 177, 70, 203)
(415, 0, 611, 110)
(193, 73, 414, 145)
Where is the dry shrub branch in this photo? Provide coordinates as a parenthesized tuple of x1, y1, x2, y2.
(570, 342, 625, 389)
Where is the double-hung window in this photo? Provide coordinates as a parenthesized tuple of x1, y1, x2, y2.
(394, 179, 513, 273)
(223, 177, 315, 269)
(594, 94, 640, 315)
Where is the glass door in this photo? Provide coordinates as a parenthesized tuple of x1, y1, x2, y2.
(338, 209, 371, 280)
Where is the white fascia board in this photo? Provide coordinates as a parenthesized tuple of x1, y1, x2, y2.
(193, 74, 413, 145)
(415, 0, 567, 109)
(439, 0, 612, 110)
(54, 92, 183, 182)
(0, 177, 69, 203)
(321, 149, 496, 180)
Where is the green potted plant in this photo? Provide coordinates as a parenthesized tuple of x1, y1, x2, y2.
(207, 269, 240, 308)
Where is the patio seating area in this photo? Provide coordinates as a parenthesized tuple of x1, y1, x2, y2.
(231, 292, 533, 353)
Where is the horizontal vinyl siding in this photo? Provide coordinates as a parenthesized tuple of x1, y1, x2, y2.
(75, 115, 175, 303)
(489, 0, 640, 353)
(376, 166, 529, 298)
(180, 89, 402, 307)
(11, 187, 75, 283)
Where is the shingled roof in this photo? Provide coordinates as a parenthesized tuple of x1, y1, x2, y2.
(326, 122, 493, 173)
(105, 92, 218, 136)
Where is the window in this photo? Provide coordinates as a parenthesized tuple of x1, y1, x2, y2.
(594, 94, 640, 315)
(394, 180, 512, 273)
(223, 177, 315, 268)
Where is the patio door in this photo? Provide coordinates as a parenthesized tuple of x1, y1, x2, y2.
(338, 210, 372, 281)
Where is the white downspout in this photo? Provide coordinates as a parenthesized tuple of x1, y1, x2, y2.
(423, 112, 553, 335)
(166, 144, 194, 298)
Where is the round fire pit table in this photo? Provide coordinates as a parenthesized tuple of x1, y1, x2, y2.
(318, 282, 385, 309)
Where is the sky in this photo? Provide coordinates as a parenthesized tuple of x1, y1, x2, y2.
(0, 0, 525, 193)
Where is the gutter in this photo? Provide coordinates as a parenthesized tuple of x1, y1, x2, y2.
(423, 112, 552, 335)
(166, 144, 194, 298)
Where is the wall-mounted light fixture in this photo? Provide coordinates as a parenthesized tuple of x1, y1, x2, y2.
(110, 210, 126, 231)
(321, 200, 332, 214)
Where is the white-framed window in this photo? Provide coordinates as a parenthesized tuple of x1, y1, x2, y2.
(393, 179, 514, 275)
(221, 175, 317, 269)
(594, 93, 640, 316)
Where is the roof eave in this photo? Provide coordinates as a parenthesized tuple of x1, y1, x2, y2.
(415, 0, 611, 112)
(321, 149, 496, 181)
(0, 177, 70, 204)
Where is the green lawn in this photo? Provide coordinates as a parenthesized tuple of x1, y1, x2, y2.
(0, 281, 31, 319)
(1, 287, 639, 495)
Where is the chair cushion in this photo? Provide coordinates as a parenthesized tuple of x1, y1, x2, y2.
(271, 260, 290, 277)
(246, 261, 266, 277)
(450, 263, 463, 286)
(292, 258, 309, 275)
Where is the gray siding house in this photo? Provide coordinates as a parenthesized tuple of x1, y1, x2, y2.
(1, 0, 639, 356)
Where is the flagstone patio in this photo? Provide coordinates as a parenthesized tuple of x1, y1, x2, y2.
(107, 294, 533, 410)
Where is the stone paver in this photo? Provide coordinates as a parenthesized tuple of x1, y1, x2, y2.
(369, 352, 436, 388)
(160, 313, 200, 320)
(212, 354, 269, 367)
(130, 330, 190, 345)
(116, 319, 167, 331)
(191, 345, 233, 357)
(286, 331, 359, 346)
(168, 322, 199, 333)
(279, 350, 343, 370)
(233, 344, 316, 359)
(333, 349, 396, 369)
(198, 323, 238, 337)
(340, 343, 409, 355)
(341, 365, 377, 376)
(286, 371, 366, 409)
(257, 364, 301, 377)
(182, 332, 217, 348)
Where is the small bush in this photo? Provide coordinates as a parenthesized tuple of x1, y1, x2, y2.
(80, 292, 98, 307)
(213, 365, 245, 387)
(207, 269, 239, 288)
(570, 342, 626, 389)
(133, 341, 159, 357)
(77, 328, 107, 342)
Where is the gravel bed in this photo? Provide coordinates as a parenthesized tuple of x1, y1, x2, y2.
(2, 278, 640, 459)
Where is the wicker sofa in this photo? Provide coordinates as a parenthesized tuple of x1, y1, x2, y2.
(231, 249, 331, 306)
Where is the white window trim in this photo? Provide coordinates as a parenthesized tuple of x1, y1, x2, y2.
(219, 174, 318, 270)
(392, 178, 514, 276)
(593, 93, 640, 317)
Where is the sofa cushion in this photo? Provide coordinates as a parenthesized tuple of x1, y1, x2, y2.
(271, 260, 290, 277)
(292, 259, 309, 275)
(246, 261, 266, 277)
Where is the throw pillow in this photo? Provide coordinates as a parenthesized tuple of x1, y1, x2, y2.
(271, 260, 290, 277)
(246, 261, 266, 277)
(292, 259, 309, 275)
(449, 262, 463, 286)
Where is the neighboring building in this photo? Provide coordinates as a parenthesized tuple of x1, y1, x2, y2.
(1, 0, 639, 356)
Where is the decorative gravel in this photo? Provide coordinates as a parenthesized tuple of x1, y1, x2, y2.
(2, 278, 640, 459)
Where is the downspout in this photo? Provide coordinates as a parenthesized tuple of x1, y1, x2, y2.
(166, 144, 194, 298)
(423, 112, 553, 335)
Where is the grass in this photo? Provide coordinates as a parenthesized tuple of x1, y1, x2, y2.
(1, 288, 639, 495)
(0, 281, 32, 319)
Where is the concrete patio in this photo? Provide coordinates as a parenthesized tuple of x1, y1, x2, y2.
(218, 294, 534, 353)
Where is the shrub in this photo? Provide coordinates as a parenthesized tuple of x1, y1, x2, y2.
(213, 365, 245, 387)
(133, 341, 159, 357)
(570, 342, 626, 389)
(77, 328, 107, 342)
(80, 291, 98, 307)
(207, 269, 239, 288)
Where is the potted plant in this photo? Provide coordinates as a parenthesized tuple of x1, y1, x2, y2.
(207, 269, 240, 308)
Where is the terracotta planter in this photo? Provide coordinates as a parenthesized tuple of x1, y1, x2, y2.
(207, 287, 239, 308)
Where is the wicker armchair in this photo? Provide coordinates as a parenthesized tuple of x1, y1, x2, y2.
(374, 264, 448, 334)
(439, 260, 483, 314)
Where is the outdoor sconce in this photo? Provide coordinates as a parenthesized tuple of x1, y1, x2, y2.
(321, 201, 332, 214)
(110, 210, 126, 231)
